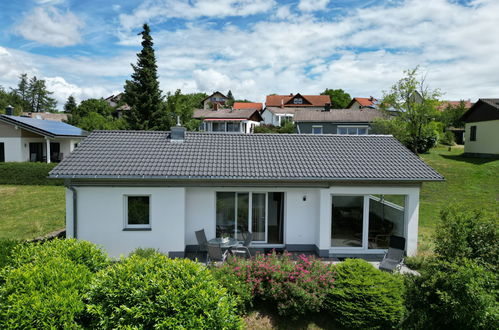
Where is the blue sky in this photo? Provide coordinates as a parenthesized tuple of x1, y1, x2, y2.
(0, 0, 498, 109)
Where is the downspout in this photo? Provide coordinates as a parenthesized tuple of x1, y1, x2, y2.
(66, 184, 78, 238)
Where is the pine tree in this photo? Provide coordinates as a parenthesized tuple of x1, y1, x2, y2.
(64, 95, 78, 114)
(227, 90, 234, 107)
(27, 76, 57, 112)
(14, 73, 30, 111)
(123, 24, 165, 130)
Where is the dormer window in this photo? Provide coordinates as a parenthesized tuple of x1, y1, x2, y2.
(293, 98, 303, 104)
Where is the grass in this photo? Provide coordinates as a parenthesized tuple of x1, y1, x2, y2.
(0, 185, 65, 240)
(417, 145, 499, 254)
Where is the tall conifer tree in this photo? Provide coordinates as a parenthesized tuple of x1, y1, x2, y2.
(123, 24, 164, 130)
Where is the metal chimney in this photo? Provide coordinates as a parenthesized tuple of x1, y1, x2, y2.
(5, 105, 14, 116)
(171, 117, 186, 143)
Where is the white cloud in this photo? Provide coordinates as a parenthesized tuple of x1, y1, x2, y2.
(297, 0, 330, 12)
(44, 77, 112, 105)
(35, 0, 66, 4)
(119, 0, 276, 30)
(16, 7, 84, 47)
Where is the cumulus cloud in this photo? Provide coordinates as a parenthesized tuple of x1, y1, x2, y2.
(119, 0, 276, 30)
(4, 0, 499, 107)
(297, 0, 330, 12)
(44, 76, 112, 105)
(16, 6, 84, 47)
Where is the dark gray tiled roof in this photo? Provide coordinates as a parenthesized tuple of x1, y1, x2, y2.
(293, 109, 386, 122)
(193, 108, 258, 119)
(49, 131, 444, 182)
(480, 98, 499, 109)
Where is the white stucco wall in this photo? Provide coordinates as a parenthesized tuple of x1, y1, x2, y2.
(69, 184, 422, 257)
(67, 186, 186, 258)
(464, 120, 499, 155)
(0, 137, 24, 161)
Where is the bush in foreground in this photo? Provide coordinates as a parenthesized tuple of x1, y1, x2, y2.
(0, 239, 22, 270)
(10, 238, 109, 272)
(0, 256, 93, 329)
(435, 206, 498, 268)
(214, 252, 335, 318)
(404, 259, 498, 329)
(326, 259, 405, 329)
(86, 255, 242, 329)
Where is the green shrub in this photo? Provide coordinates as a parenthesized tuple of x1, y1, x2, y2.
(214, 252, 335, 318)
(404, 259, 498, 329)
(0, 162, 63, 185)
(128, 247, 163, 258)
(0, 256, 93, 329)
(86, 255, 242, 329)
(11, 238, 109, 272)
(326, 259, 405, 329)
(211, 259, 254, 313)
(254, 121, 295, 133)
(435, 206, 498, 268)
(0, 239, 22, 270)
(440, 130, 455, 146)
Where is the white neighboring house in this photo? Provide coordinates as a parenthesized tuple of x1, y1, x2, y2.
(49, 129, 443, 259)
(461, 98, 499, 157)
(193, 108, 262, 133)
(262, 93, 331, 126)
(0, 114, 87, 163)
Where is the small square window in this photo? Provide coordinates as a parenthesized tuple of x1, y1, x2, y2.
(358, 128, 367, 135)
(338, 127, 348, 134)
(126, 196, 150, 228)
(470, 126, 477, 141)
(347, 127, 357, 134)
(312, 126, 323, 134)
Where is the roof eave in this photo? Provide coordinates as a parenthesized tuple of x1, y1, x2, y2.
(49, 174, 444, 182)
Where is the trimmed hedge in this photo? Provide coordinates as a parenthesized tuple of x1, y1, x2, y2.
(86, 255, 242, 329)
(326, 259, 405, 329)
(0, 162, 62, 185)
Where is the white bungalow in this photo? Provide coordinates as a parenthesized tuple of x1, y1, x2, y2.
(49, 128, 443, 258)
(0, 114, 87, 163)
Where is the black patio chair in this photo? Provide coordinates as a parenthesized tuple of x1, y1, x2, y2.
(379, 235, 406, 272)
(195, 229, 208, 259)
(207, 243, 229, 263)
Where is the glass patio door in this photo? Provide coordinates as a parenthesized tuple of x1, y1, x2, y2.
(251, 193, 267, 242)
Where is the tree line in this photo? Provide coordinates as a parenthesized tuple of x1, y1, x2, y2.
(0, 74, 57, 114)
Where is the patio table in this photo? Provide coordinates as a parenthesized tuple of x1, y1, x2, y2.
(208, 237, 239, 248)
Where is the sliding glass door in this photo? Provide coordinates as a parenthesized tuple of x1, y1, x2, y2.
(216, 192, 284, 244)
(331, 194, 406, 251)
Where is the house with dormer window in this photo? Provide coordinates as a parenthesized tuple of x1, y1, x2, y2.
(201, 91, 228, 110)
(262, 93, 331, 126)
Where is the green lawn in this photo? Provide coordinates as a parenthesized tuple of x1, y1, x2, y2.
(0, 185, 65, 240)
(0, 146, 498, 250)
(418, 146, 499, 253)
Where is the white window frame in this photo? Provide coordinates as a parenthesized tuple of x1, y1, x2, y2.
(277, 114, 293, 126)
(215, 191, 269, 243)
(337, 125, 369, 135)
(312, 125, 323, 134)
(330, 194, 406, 253)
(124, 195, 151, 229)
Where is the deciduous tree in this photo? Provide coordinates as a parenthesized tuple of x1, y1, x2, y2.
(321, 88, 351, 108)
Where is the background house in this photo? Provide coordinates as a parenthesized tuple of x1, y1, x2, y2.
(202, 91, 228, 110)
(262, 93, 330, 126)
(347, 97, 378, 110)
(460, 98, 499, 157)
(294, 109, 386, 134)
(193, 107, 262, 133)
(50, 129, 443, 259)
(0, 114, 87, 163)
(21, 112, 69, 122)
(105, 93, 131, 118)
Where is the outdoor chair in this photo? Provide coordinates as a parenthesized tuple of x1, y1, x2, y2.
(207, 243, 229, 263)
(195, 229, 208, 259)
(379, 235, 406, 272)
(229, 246, 252, 259)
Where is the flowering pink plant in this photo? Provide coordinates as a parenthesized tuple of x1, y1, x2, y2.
(214, 250, 336, 317)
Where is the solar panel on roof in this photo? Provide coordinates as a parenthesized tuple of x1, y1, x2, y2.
(3, 115, 86, 136)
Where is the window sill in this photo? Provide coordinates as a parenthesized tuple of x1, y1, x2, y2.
(123, 227, 151, 231)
